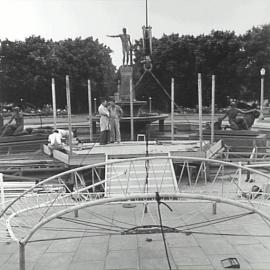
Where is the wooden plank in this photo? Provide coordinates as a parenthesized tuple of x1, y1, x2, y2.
(203, 129, 261, 136)
(206, 140, 223, 159)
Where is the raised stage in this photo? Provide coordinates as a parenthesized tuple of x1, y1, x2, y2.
(44, 140, 223, 166)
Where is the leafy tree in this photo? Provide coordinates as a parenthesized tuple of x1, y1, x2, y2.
(133, 24, 270, 109)
(0, 36, 116, 112)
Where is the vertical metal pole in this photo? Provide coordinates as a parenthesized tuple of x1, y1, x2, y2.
(211, 75, 215, 144)
(146, 0, 148, 27)
(51, 77, 57, 130)
(198, 73, 203, 151)
(171, 78, 175, 141)
(88, 79, 93, 142)
(130, 77, 134, 141)
(19, 242, 25, 270)
(117, 80, 120, 93)
(260, 76, 264, 120)
(149, 97, 152, 113)
(0, 173, 4, 210)
(65, 75, 73, 155)
(94, 98, 97, 114)
(238, 161, 242, 197)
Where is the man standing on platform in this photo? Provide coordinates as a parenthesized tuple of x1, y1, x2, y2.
(107, 28, 132, 66)
(98, 98, 110, 145)
(108, 100, 123, 143)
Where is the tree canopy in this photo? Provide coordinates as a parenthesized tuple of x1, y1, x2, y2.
(133, 24, 270, 110)
(0, 24, 269, 112)
(0, 36, 116, 112)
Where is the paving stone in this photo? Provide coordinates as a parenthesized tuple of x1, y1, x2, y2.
(234, 244, 270, 263)
(139, 257, 176, 270)
(137, 234, 163, 243)
(196, 237, 236, 255)
(80, 235, 109, 245)
(72, 243, 107, 262)
(7, 243, 49, 263)
(68, 261, 104, 270)
(0, 242, 18, 254)
(0, 254, 12, 265)
(46, 238, 80, 253)
(0, 262, 34, 270)
(175, 265, 214, 270)
(138, 240, 172, 259)
(4, 202, 270, 270)
(34, 252, 73, 269)
(170, 246, 211, 266)
(250, 263, 270, 269)
(259, 237, 270, 249)
(225, 235, 260, 245)
(190, 226, 221, 239)
(109, 235, 137, 250)
(105, 249, 138, 269)
(166, 233, 199, 247)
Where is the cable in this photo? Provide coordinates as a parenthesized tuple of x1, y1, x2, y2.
(175, 211, 254, 231)
(156, 192, 173, 270)
(149, 70, 191, 124)
(28, 232, 119, 243)
(78, 142, 97, 166)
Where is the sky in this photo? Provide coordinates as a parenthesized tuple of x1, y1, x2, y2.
(0, 0, 270, 67)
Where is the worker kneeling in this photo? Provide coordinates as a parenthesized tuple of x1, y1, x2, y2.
(48, 129, 63, 157)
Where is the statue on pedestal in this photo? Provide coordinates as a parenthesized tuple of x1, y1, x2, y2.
(107, 28, 132, 66)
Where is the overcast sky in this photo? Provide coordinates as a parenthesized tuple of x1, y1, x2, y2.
(1, 0, 270, 67)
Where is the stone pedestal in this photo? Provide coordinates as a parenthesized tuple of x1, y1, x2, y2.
(119, 65, 134, 101)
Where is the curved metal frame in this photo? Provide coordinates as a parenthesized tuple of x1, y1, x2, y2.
(2, 155, 270, 270)
(2, 155, 270, 218)
(13, 192, 270, 245)
(2, 155, 270, 244)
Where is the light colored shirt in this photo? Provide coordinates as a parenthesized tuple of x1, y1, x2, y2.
(48, 132, 62, 146)
(109, 105, 123, 120)
(98, 104, 110, 131)
(57, 129, 73, 139)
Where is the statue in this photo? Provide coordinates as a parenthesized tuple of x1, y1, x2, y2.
(107, 28, 132, 66)
(217, 102, 259, 130)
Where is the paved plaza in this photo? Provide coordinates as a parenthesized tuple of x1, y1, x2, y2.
(1, 202, 270, 270)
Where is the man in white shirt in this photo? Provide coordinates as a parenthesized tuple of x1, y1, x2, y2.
(98, 98, 110, 145)
(48, 129, 63, 156)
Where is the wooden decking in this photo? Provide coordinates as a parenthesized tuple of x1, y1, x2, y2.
(44, 140, 224, 166)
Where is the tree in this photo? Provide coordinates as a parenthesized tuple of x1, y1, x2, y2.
(133, 25, 270, 109)
(0, 36, 116, 112)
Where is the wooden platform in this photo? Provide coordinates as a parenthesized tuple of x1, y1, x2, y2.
(192, 130, 268, 152)
(44, 140, 223, 166)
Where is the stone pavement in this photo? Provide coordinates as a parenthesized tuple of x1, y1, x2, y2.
(1, 202, 270, 270)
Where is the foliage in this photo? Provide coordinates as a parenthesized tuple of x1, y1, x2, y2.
(0, 36, 116, 113)
(133, 24, 270, 110)
(1, 24, 270, 112)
